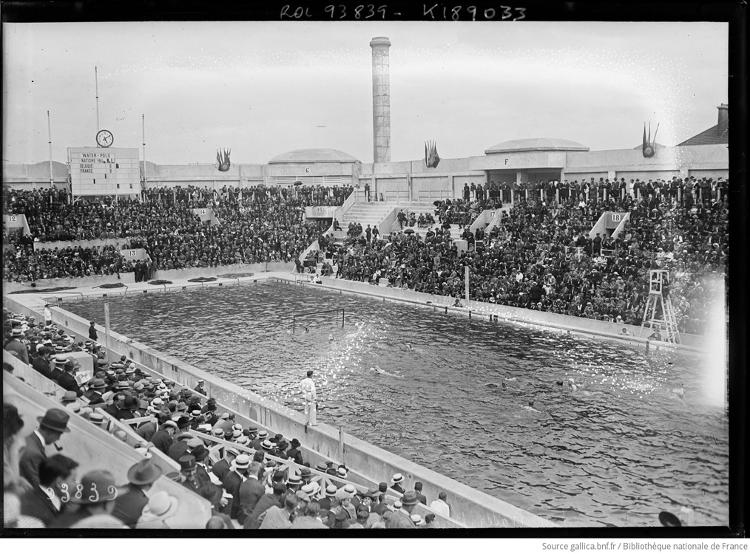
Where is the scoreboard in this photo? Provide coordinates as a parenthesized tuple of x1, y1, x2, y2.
(68, 147, 141, 197)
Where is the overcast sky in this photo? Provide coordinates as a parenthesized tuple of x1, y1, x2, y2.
(2, 21, 727, 165)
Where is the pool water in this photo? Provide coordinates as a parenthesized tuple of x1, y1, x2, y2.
(69, 281, 729, 527)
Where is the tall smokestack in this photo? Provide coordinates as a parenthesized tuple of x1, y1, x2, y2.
(370, 36, 391, 163)
(717, 103, 728, 134)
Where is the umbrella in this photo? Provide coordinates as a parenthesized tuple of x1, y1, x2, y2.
(403, 228, 415, 234)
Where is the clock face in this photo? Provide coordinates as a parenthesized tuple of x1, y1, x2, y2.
(96, 129, 114, 148)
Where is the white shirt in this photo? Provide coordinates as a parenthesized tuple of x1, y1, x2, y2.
(429, 498, 450, 518)
(44, 307, 52, 321)
(300, 378, 316, 402)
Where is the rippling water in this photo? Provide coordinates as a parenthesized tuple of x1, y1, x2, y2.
(69, 281, 728, 527)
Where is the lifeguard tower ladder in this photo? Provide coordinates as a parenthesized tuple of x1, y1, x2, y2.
(641, 269, 680, 344)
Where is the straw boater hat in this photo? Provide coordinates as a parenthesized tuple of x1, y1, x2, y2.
(392, 473, 404, 484)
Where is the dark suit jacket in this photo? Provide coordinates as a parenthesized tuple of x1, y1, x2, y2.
(32, 356, 53, 379)
(244, 493, 281, 529)
(150, 430, 173, 454)
(286, 447, 303, 465)
(20, 486, 60, 526)
(167, 440, 189, 462)
(56, 372, 82, 396)
(238, 476, 265, 524)
(221, 470, 244, 519)
(112, 485, 149, 528)
(19, 433, 47, 488)
(212, 458, 230, 482)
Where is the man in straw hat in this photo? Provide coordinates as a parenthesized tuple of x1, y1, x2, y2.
(112, 459, 163, 528)
(19, 408, 71, 488)
(49, 470, 123, 528)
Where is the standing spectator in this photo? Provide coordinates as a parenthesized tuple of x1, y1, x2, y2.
(238, 461, 265, 525)
(5, 328, 29, 364)
(4, 403, 28, 494)
(414, 481, 427, 505)
(150, 420, 178, 454)
(429, 491, 451, 518)
(385, 490, 419, 528)
(88, 321, 98, 341)
(112, 459, 162, 528)
(19, 455, 77, 526)
(19, 408, 70, 488)
(259, 493, 297, 529)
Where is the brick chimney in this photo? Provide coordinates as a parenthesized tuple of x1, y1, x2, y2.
(717, 103, 728, 133)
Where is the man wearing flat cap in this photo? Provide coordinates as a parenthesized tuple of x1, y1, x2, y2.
(19, 408, 71, 488)
(113, 459, 163, 528)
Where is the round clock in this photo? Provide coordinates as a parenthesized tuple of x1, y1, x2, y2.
(96, 129, 114, 148)
(643, 145, 654, 158)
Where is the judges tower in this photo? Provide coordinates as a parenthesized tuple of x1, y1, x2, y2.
(641, 269, 680, 344)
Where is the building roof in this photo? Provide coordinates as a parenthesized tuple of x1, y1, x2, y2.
(3, 161, 68, 181)
(268, 148, 359, 164)
(677, 125, 728, 146)
(485, 138, 589, 154)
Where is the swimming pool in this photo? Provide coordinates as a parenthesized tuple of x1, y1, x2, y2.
(68, 280, 728, 527)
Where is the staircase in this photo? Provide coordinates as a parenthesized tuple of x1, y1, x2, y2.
(337, 201, 401, 234)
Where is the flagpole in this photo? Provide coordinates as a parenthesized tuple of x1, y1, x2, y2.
(95, 66, 100, 135)
(142, 114, 147, 200)
(47, 110, 53, 190)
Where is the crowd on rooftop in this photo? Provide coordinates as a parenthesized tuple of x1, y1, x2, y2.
(4, 310, 451, 529)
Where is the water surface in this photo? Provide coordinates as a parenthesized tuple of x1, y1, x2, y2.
(69, 281, 728, 527)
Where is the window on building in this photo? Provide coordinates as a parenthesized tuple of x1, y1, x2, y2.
(117, 184, 120, 189)
(116, 163, 119, 169)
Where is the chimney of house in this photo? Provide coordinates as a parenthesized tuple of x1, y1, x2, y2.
(717, 103, 728, 134)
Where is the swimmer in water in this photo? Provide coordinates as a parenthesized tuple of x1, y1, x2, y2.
(671, 383, 685, 399)
(524, 400, 541, 413)
(328, 333, 334, 341)
(567, 378, 579, 392)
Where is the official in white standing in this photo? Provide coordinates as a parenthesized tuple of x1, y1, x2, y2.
(300, 370, 317, 429)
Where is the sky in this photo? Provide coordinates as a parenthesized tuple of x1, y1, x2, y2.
(2, 21, 727, 165)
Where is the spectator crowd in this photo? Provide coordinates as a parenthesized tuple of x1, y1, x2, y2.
(4, 310, 451, 529)
(322, 177, 728, 335)
(3, 176, 728, 334)
(3, 184, 353, 282)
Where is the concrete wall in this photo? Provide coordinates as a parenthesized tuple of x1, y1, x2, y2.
(304, 276, 707, 352)
(153, 262, 294, 281)
(4, 273, 136, 294)
(33, 238, 131, 251)
(38, 300, 552, 527)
